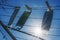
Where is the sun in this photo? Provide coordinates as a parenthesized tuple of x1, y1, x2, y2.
(32, 26, 42, 36)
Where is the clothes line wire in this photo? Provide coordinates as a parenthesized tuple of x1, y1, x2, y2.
(2, 21, 60, 30)
(0, 15, 60, 20)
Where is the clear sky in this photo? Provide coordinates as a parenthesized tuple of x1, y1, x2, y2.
(0, 0, 60, 40)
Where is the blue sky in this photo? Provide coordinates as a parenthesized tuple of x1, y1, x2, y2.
(0, 0, 60, 40)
